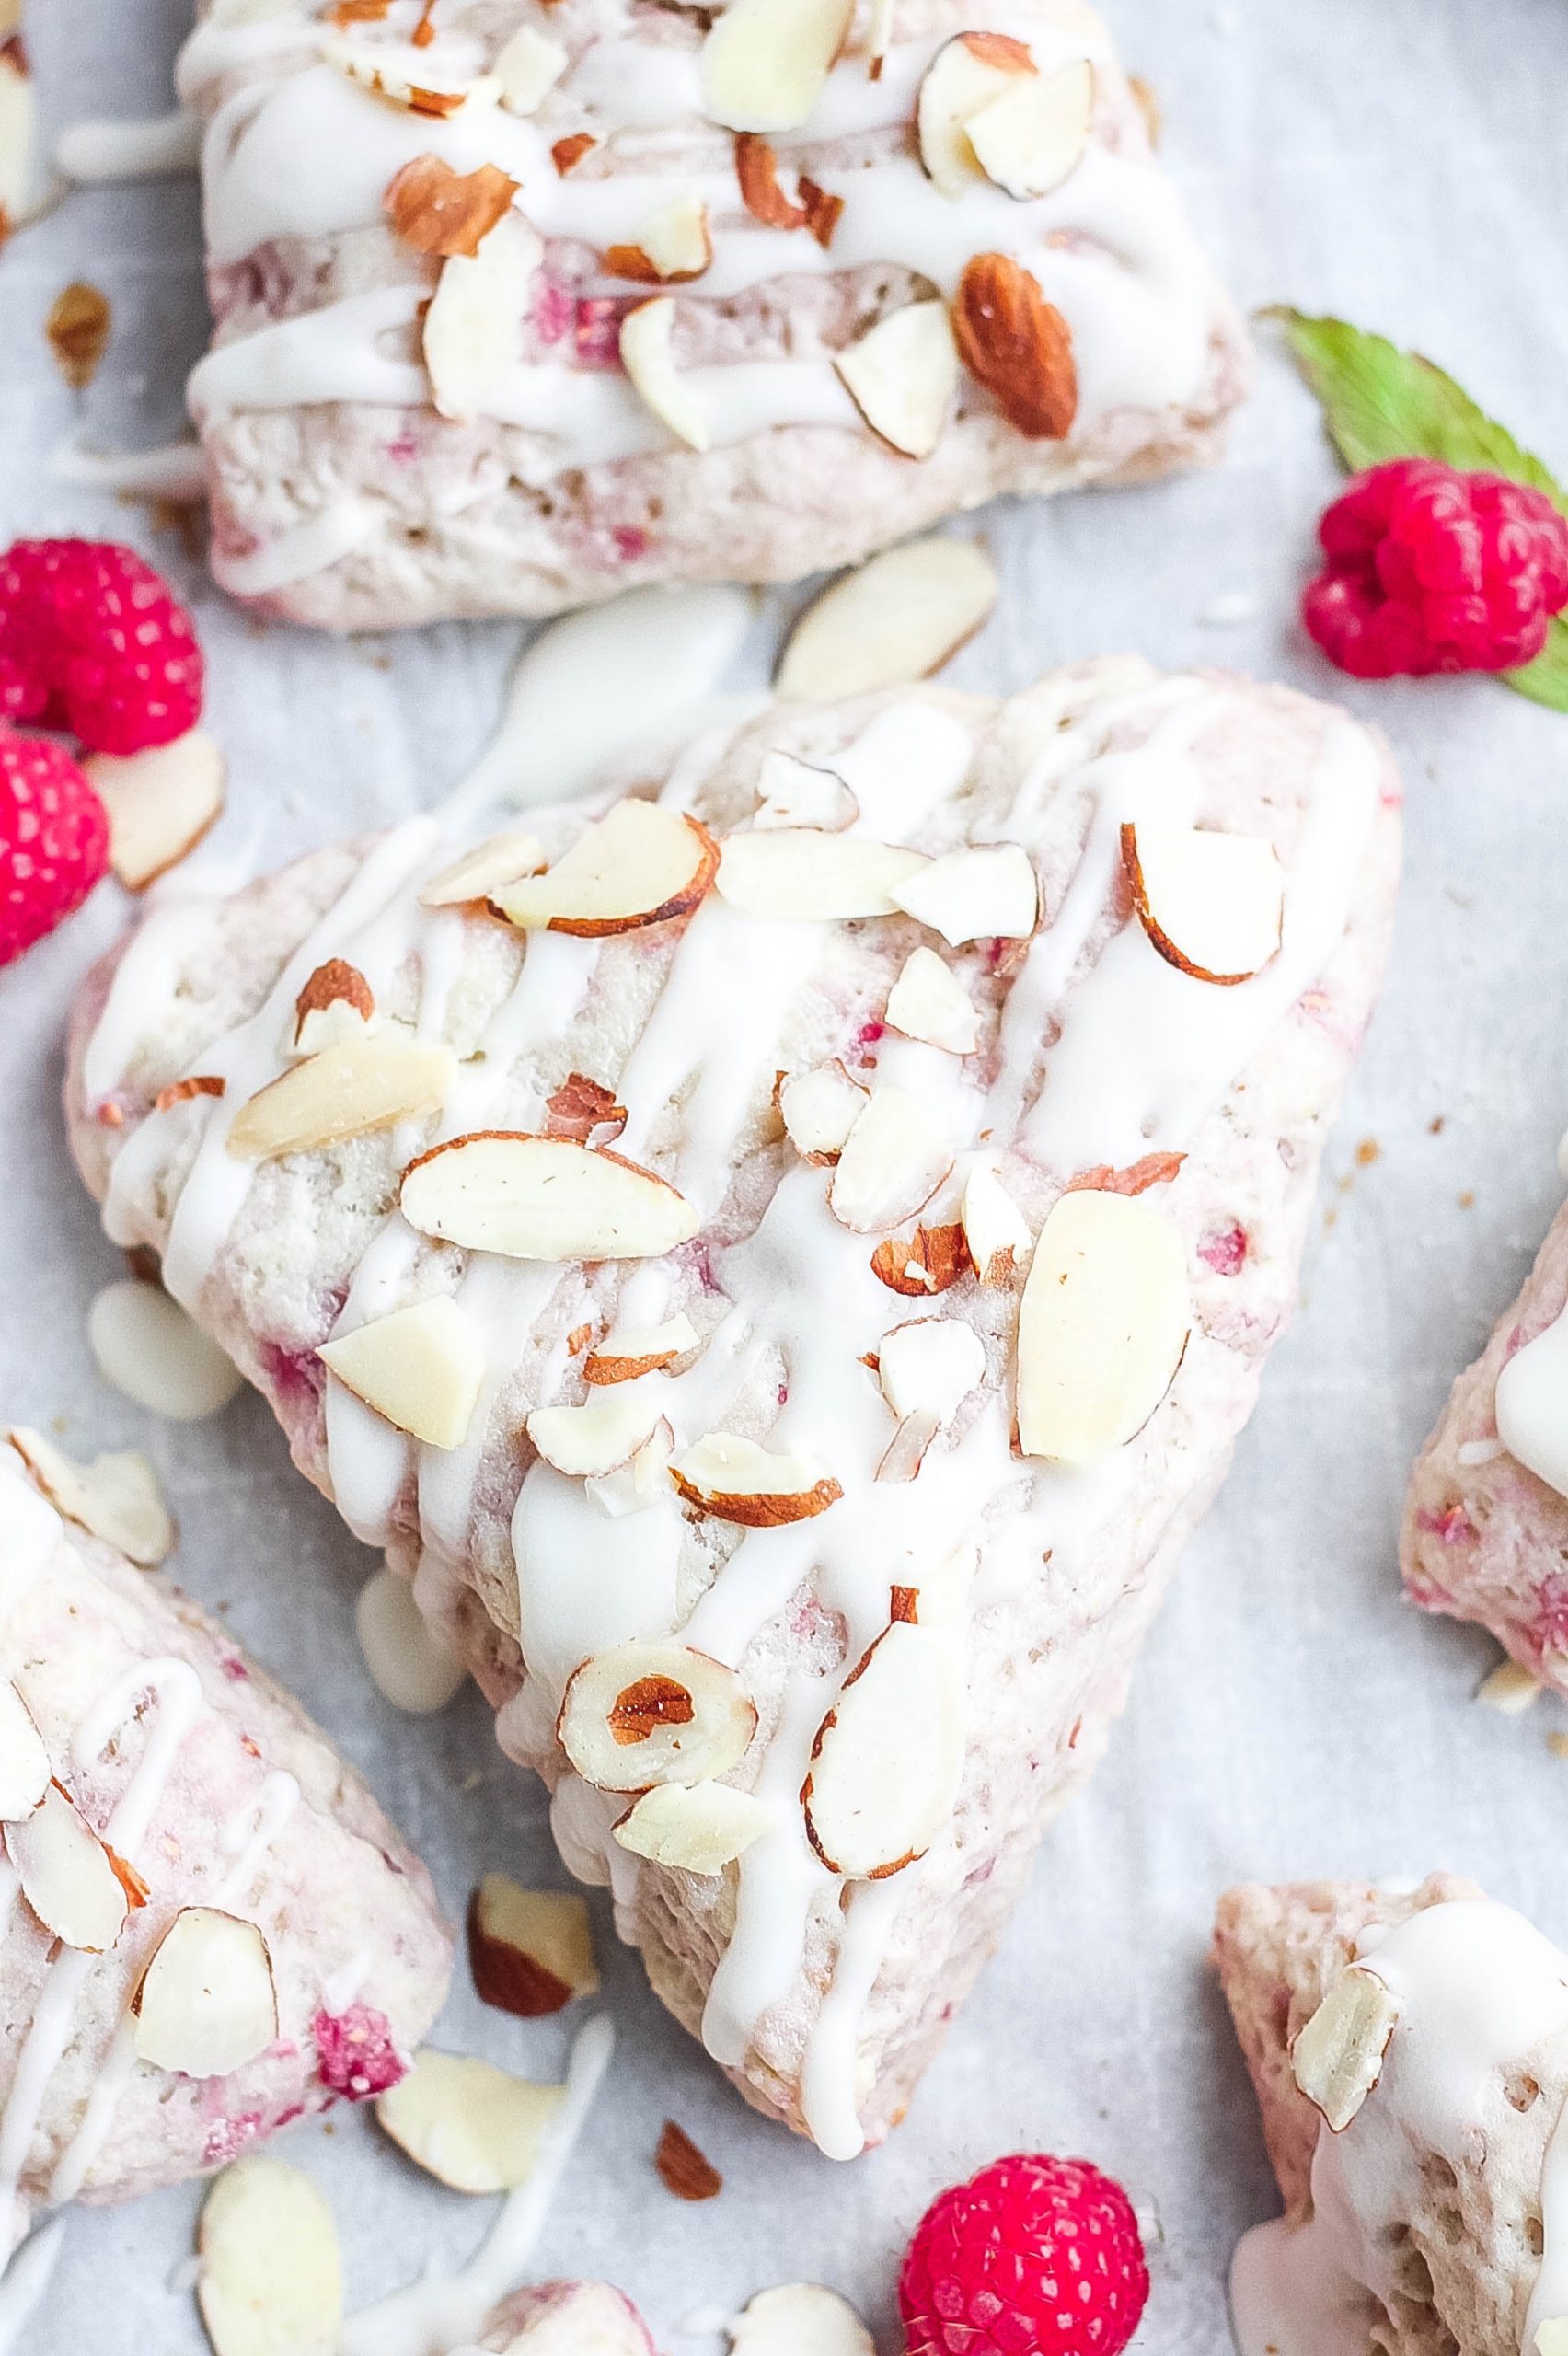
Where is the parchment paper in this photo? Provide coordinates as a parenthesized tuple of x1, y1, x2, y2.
(4, 1, 1568, 2345)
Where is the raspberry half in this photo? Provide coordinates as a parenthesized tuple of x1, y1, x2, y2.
(0, 538, 204, 755)
(0, 728, 110, 966)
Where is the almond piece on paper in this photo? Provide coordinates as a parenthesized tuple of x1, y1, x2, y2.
(376, 2049, 566, 2192)
(776, 537, 997, 701)
(1121, 820, 1286, 985)
(467, 1875, 600, 2016)
(318, 1296, 486, 1450)
(399, 1133, 698, 1261)
(730, 2283, 877, 2356)
(198, 2157, 342, 2356)
(8, 1425, 173, 1565)
(1015, 1189, 1189, 1462)
(87, 732, 226, 892)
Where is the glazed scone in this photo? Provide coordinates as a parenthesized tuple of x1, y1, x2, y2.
(1215, 1875, 1568, 2356)
(0, 1441, 452, 2246)
(478, 2281, 657, 2352)
(177, 0, 1247, 628)
(65, 658, 1400, 2154)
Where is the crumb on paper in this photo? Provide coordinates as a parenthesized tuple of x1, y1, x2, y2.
(1355, 1138, 1381, 1168)
(1458, 1190, 1476, 1209)
(654, 2119, 722, 2201)
(45, 281, 110, 388)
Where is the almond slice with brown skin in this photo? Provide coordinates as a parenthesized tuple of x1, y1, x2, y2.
(86, 731, 226, 892)
(965, 57, 1093, 199)
(1015, 1190, 1189, 1462)
(870, 1220, 971, 1296)
(493, 22, 568, 114)
(890, 842, 1039, 945)
(527, 1389, 666, 1477)
(961, 1162, 1029, 1286)
(559, 1642, 757, 1791)
(400, 1133, 698, 1261)
(731, 2284, 876, 2356)
(776, 537, 997, 701)
(1120, 820, 1286, 985)
(419, 828, 545, 909)
(916, 30, 1036, 195)
(134, 1908, 279, 2075)
(156, 1075, 225, 1112)
(384, 154, 519, 258)
(582, 1311, 698, 1384)
(8, 1426, 174, 1565)
(830, 1087, 952, 1234)
(0, 1680, 49, 1823)
(718, 828, 928, 920)
(614, 1780, 772, 1874)
(953, 253, 1077, 439)
(8, 1782, 129, 1951)
(733, 133, 810, 230)
(699, 0, 854, 133)
(377, 2050, 566, 2192)
(198, 2156, 342, 2356)
(493, 800, 718, 935)
(835, 301, 959, 460)
(885, 946, 979, 1054)
(669, 1432, 843, 1526)
(620, 296, 709, 450)
(325, 37, 499, 115)
(654, 2119, 722, 2201)
(778, 1062, 867, 1164)
(544, 1072, 628, 1145)
(604, 193, 712, 283)
(291, 958, 375, 1057)
(802, 1619, 966, 1878)
(753, 750, 859, 831)
(1290, 1963, 1401, 2131)
(227, 1033, 454, 1162)
(319, 1296, 486, 1450)
(467, 1875, 600, 2016)
(424, 212, 541, 423)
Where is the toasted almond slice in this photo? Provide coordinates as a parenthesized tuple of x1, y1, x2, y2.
(377, 2050, 566, 2193)
(802, 1621, 966, 1878)
(962, 1161, 1030, 1286)
(835, 302, 958, 461)
(8, 1426, 173, 1565)
(494, 801, 718, 935)
(227, 1033, 453, 1163)
(830, 1087, 952, 1234)
(583, 1311, 698, 1385)
(1290, 1964, 1401, 2131)
(559, 1642, 756, 1792)
(292, 958, 375, 1057)
(9, 1782, 128, 1950)
(614, 1780, 772, 1875)
(1477, 1657, 1542, 1715)
(1016, 1190, 1188, 1462)
(718, 828, 928, 920)
(953, 252, 1077, 439)
(0, 1681, 49, 1823)
(699, 0, 854, 133)
(134, 1908, 279, 2075)
(885, 946, 980, 1053)
(619, 295, 709, 450)
(420, 828, 545, 908)
(198, 2156, 342, 2356)
(731, 2283, 876, 2356)
(916, 30, 1036, 196)
(319, 1297, 486, 1450)
(875, 1408, 940, 1483)
(384, 154, 518, 259)
(753, 750, 859, 832)
(467, 1876, 600, 2016)
(551, 131, 595, 175)
(493, 22, 568, 113)
(584, 1418, 675, 1519)
(1121, 821, 1286, 985)
(878, 1318, 986, 1424)
(669, 1432, 842, 1527)
(965, 57, 1093, 199)
(734, 132, 809, 229)
(86, 732, 226, 892)
(544, 1072, 628, 1145)
(777, 537, 997, 701)
(527, 1389, 665, 1477)
(870, 1220, 970, 1296)
(400, 1133, 698, 1261)
(156, 1074, 225, 1112)
(778, 1062, 868, 1164)
(325, 36, 499, 115)
(605, 193, 712, 283)
(0, 36, 39, 239)
(891, 843, 1038, 945)
(424, 211, 540, 423)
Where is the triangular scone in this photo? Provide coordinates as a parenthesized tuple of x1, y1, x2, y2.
(1214, 1875, 1568, 2356)
(66, 660, 1400, 2153)
(178, 0, 1246, 628)
(0, 1441, 451, 2244)
(1403, 1196, 1568, 1684)
(478, 2284, 655, 2353)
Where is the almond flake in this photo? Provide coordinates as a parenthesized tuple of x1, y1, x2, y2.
(156, 1074, 225, 1112)
(419, 827, 544, 907)
(734, 133, 811, 230)
(198, 2156, 342, 2356)
(654, 2119, 722, 2201)
(227, 1032, 454, 1162)
(9, 1781, 128, 1951)
(385, 154, 518, 259)
(891, 842, 1038, 944)
(527, 1389, 665, 1478)
(400, 1133, 698, 1261)
(493, 799, 718, 935)
(717, 827, 928, 920)
(0, 1680, 49, 1823)
(835, 302, 958, 461)
(878, 1318, 986, 1424)
(559, 1642, 756, 1791)
(614, 1780, 771, 1874)
(730, 2284, 876, 2356)
(0, 36, 39, 244)
(604, 193, 712, 284)
(543, 1072, 628, 1144)
(493, 22, 568, 114)
(377, 2050, 566, 2193)
(830, 1086, 952, 1234)
(134, 1908, 279, 2076)
(1477, 1657, 1542, 1715)
(801, 1620, 966, 1878)
(46, 281, 111, 389)
(965, 57, 1092, 199)
(584, 1418, 675, 1519)
(699, 0, 854, 133)
(953, 252, 1077, 439)
(86, 731, 225, 892)
(1064, 1150, 1184, 1199)
(467, 1875, 600, 2016)
(961, 1162, 1028, 1286)
(870, 1221, 970, 1296)
(583, 1311, 698, 1384)
(917, 31, 1036, 196)
(325, 37, 499, 116)
(8, 1426, 173, 1565)
(1290, 1964, 1400, 2132)
(885, 946, 979, 1053)
(776, 537, 997, 701)
(1016, 1189, 1188, 1462)
(551, 131, 595, 175)
(619, 296, 709, 451)
(753, 750, 859, 831)
(778, 1062, 867, 1164)
(424, 211, 541, 423)
(292, 958, 375, 1056)
(319, 1296, 486, 1449)
(670, 1432, 842, 1526)
(1121, 820, 1286, 985)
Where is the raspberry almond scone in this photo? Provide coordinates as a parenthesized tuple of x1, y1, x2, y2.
(0, 1438, 451, 2248)
(178, 0, 1247, 628)
(1215, 1875, 1568, 2356)
(477, 2282, 658, 2352)
(65, 655, 1400, 2153)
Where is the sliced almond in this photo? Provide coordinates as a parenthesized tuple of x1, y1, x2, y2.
(776, 537, 997, 701)
(424, 211, 541, 423)
(319, 1296, 486, 1450)
(753, 750, 859, 832)
(325, 37, 498, 116)
(875, 1409, 940, 1484)
(493, 800, 718, 935)
(1477, 1658, 1542, 1715)
(584, 1417, 675, 1519)
(1065, 1150, 1184, 1200)
(227, 1032, 453, 1162)
(583, 1312, 698, 1385)
(605, 194, 712, 284)
(400, 1133, 698, 1261)
(916, 31, 1036, 197)
(376, 2049, 566, 2193)
(86, 732, 226, 892)
(493, 22, 568, 114)
(292, 958, 375, 1057)
(835, 302, 958, 461)
(962, 1162, 1029, 1287)
(654, 2119, 722, 2201)
(46, 283, 112, 391)
(420, 828, 545, 908)
(544, 1072, 628, 1145)
(891, 843, 1038, 945)
(527, 1389, 665, 1478)
(467, 1875, 600, 2016)
(670, 1432, 842, 1527)
(9, 1782, 128, 1951)
(965, 58, 1093, 199)
(878, 1318, 986, 1424)
(1015, 1190, 1188, 1462)
(884, 946, 979, 1054)
(620, 296, 709, 451)
(8, 1426, 173, 1566)
(802, 1621, 966, 1878)
(614, 1780, 772, 1875)
(156, 1075, 225, 1112)
(734, 132, 809, 230)
(1290, 1964, 1401, 2132)
(953, 252, 1077, 440)
(134, 1908, 278, 2076)
(870, 1221, 970, 1296)
(0, 1681, 49, 1823)
(699, 0, 854, 133)
(559, 1642, 756, 1792)
(717, 828, 928, 920)
(730, 2283, 876, 2356)
(198, 2157, 342, 2356)
(830, 1087, 952, 1234)
(551, 131, 595, 175)
(778, 1062, 867, 1164)
(384, 154, 518, 259)
(1121, 821, 1286, 986)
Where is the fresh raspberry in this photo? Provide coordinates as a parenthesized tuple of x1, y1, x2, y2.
(1303, 459, 1568, 679)
(312, 2004, 407, 2099)
(0, 538, 203, 754)
(898, 2154, 1149, 2356)
(0, 730, 110, 966)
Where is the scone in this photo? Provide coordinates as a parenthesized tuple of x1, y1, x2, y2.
(0, 1438, 452, 2246)
(176, 0, 1248, 627)
(1215, 1874, 1568, 2356)
(478, 2282, 656, 2352)
(65, 657, 1400, 2153)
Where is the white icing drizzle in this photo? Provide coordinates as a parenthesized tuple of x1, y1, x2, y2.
(215, 1769, 302, 1905)
(56, 109, 201, 184)
(49, 439, 210, 502)
(1496, 1306, 1568, 1499)
(0, 2219, 63, 2353)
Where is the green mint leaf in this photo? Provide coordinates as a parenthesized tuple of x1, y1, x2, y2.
(1505, 618, 1568, 714)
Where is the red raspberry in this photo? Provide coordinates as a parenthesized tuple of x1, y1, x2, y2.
(0, 729, 109, 966)
(312, 2004, 407, 2099)
(0, 539, 203, 754)
(1303, 459, 1568, 679)
(898, 2154, 1149, 2356)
